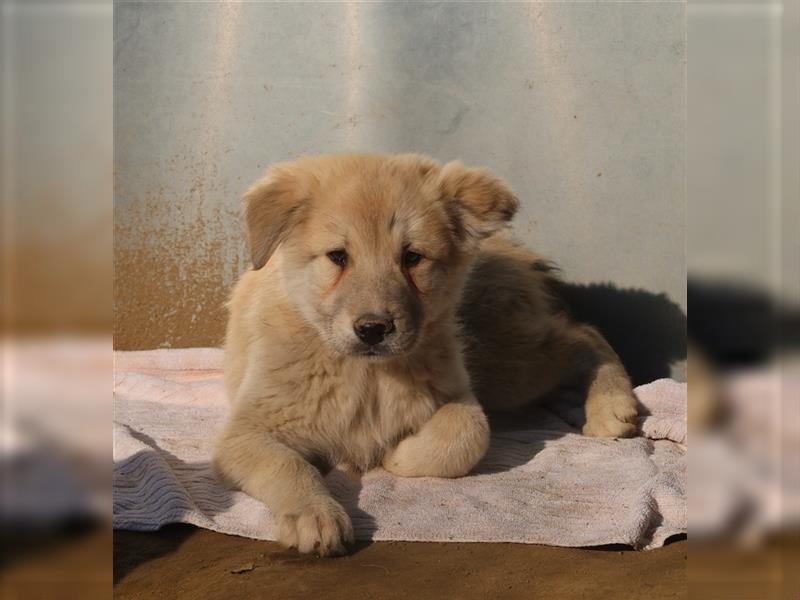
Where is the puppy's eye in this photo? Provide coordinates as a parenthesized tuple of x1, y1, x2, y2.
(402, 250, 423, 268)
(327, 250, 348, 267)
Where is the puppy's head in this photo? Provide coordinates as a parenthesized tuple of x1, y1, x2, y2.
(244, 153, 517, 358)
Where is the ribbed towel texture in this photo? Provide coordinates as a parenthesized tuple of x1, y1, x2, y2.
(114, 348, 686, 549)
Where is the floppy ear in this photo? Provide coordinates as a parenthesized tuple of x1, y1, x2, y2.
(439, 161, 519, 241)
(243, 163, 312, 269)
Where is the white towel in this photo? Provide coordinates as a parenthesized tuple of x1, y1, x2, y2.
(113, 348, 686, 549)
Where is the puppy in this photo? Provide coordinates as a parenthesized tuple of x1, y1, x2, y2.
(213, 153, 638, 556)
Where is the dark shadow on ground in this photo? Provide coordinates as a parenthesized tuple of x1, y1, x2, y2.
(584, 532, 688, 552)
(114, 524, 197, 584)
(114, 426, 235, 583)
(325, 469, 379, 552)
(1, 518, 103, 571)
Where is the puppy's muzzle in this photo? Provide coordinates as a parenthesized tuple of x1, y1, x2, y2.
(353, 314, 395, 346)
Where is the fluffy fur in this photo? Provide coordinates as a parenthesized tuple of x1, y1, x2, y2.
(213, 153, 638, 556)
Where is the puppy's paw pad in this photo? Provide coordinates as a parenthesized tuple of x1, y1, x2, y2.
(278, 499, 354, 557)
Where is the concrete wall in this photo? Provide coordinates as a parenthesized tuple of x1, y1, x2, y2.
(114, 2, 686, 379)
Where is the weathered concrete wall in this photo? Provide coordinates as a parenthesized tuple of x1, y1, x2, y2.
(114, 2, 686, 359)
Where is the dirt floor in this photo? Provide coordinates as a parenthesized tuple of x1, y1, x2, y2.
(113, 525, 687, 599)
(8, 525, 799, 599)
(1, 524, 112, 600)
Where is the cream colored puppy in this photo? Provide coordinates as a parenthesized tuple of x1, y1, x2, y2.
(213, 153, 638, 556)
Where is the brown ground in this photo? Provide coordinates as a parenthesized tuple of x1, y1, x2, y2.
(8, 526, 798, 599)
(1, 524, 112, 600)
(114, 525, 687, 599)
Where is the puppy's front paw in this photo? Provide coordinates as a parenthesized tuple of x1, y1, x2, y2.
(382, 435, 431, 477)
(583, 393, 638, 438)
(382, 403, 490, 478)
(277, 497, 354, 556)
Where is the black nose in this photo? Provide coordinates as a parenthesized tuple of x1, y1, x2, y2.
(353, 315, 395, 346)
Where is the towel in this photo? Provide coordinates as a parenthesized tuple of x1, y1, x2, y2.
(113, 348, 686, 549)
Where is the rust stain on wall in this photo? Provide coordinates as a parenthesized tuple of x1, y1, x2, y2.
(114, 247, 229, 349)
(3, 186, 112, 334)
(114, 183, 247, 350)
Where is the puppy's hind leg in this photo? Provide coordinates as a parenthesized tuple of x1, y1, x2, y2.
(582, 362, 638, 438)
(565, 324, 638, 438)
